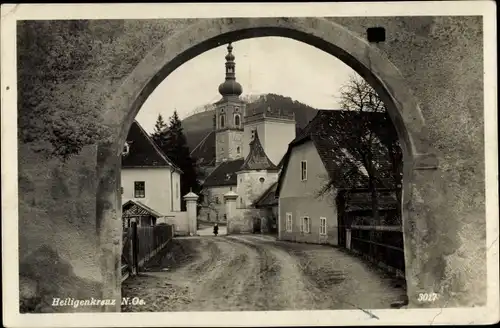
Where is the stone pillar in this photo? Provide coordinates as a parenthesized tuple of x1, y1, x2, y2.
(224, 190, 238, 234)
(183, 191, 199, 236)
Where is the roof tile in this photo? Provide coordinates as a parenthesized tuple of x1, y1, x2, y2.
(122, 121, 180, 171)
(202, 158, 245, 187)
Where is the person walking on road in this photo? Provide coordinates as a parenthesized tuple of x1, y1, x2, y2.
(213, 223, 219, 237)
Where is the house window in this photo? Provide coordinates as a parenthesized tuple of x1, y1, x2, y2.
(251, 129, 256, 140)
(236, 146, 240, 154)
(300, 216, 310, 233)
(234, 114, 241, 127)
(259, 177, 265, 183)
(320, 217, 327, 235)
(151, 217, 157, 226)
(301, 160, 307, 181)
(216, 213, 219, 221)
(220, 115, 225, 128)
(207, 213, 211, 221)
(215, 196, 220, 204)
(122, 142, 130, 156)
(120, 187, 123, 195)
(286, 213, 293, 232)
(134, 181, 145, 198)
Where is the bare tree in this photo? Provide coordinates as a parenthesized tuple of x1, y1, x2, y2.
(320, 74, 402, 225)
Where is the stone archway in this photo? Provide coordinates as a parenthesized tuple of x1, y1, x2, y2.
(96, 17, 439, 308)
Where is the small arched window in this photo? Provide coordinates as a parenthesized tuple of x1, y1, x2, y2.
(236, 146, 240, 154)
(234, 114, 241, 127)
(220, 115, 225, 128)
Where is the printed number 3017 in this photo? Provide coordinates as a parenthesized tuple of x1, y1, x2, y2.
(418, 293, 439, 302)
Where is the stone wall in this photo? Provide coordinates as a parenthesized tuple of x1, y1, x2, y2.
(163, 212, 189, 236)
(18, 145, 103, 313)
(226, 208, 254, 234)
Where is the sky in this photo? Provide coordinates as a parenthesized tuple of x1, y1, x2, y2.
(136, 36, 359, 133)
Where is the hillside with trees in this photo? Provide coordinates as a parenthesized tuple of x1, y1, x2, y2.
(181, 93, 319, 152)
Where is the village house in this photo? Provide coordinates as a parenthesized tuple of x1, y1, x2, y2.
(276, 110, 398, 245)
(121, 120, 183, 227)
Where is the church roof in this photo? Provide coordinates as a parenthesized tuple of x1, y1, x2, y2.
(276, 110, 397, 198)
(122, 121, 182, 172)
(239, 131, 278, 171)
(202, 158, 245, 187)
(253, 181, 279, 208)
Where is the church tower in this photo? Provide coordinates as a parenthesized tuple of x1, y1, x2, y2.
(214, 43, 246, 164)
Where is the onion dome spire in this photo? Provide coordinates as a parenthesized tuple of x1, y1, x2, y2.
(218, 42, 243, 97)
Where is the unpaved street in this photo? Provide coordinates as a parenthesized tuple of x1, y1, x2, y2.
(122, 235, 406, 312)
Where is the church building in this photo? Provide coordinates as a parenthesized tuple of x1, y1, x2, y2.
(195, 43, 297, 229)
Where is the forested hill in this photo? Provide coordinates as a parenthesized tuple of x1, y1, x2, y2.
(181, 93, 319, 152)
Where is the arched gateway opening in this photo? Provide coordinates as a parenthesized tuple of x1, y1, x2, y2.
(96, 17, 438, 308)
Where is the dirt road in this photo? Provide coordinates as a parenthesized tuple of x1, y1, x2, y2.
(122, 235, 406, 312)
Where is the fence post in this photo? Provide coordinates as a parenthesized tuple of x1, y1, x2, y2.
(346, 228, 352, 250)
(130, 219, 138, 275)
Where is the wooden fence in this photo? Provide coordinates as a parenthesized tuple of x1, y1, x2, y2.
(122, 223, 174, 282)
(348, 225, 405, 278)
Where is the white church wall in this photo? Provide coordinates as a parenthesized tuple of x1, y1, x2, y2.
(242, 118, 296, 166)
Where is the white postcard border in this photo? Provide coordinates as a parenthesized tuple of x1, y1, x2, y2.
(1, 1, 498, 327)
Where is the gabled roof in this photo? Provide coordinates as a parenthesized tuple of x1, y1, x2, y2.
(190, 130, 216, 167)
(202, 158, 245, 187)
(276, 110, 398, 198)
(254, 181, 279, 208)
(122, 121, 182, 172)
(122, 200, 163, 218)
(239, 131, 278, 171)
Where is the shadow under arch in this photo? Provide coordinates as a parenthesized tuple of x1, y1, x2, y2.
(96, 17, 439, 308)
